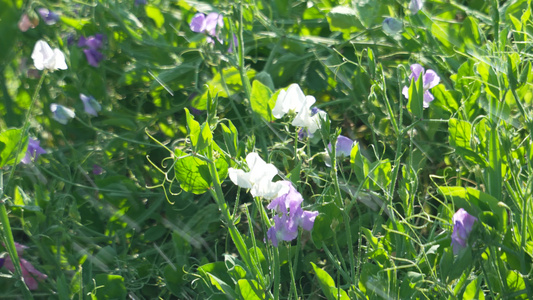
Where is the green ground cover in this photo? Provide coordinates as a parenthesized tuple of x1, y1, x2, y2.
(1, 0, 533, 298)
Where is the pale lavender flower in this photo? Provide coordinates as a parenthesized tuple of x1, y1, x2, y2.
(410, 0, 424, 14)
(328, 135, 354, 158)
(21, 138, 46, 164)
(451, 208, 477, 254)
(267, 214, 298, 247)
(267, 181, 303, 213)
(37, 8, 59, 25)
(267, 181, 318, 247)
(135, 0, 147, 5)
(80, 94, 102, 116)
(50, 103, 75, 124)
(190, 13, 206, 33)
(402, 64, 440, 108)
(189, 12, 223, 44)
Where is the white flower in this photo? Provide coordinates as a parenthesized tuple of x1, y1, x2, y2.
(291, 96, 327, 134)
(228, 152, 288, 199)
(31, 40, 67, 71)
(272, 84, 306, 119)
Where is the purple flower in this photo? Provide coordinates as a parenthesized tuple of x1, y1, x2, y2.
(92, 164, 103, 175)
(267, 181, 303, 213)
(78, 34, 105, 67)
(135, 0, 147, 5)
(1, 243, 47, 290)
(37, 8, 59, 25)
(189, 12, 223, 44)
(190, 13, 206, 33)
(267, 214, 298, 247)
(20, 138, 47, 164)
(410, 0, 424, 14)
(83, 49, 104, 67)
(78, 34, 104, 50)
(402, 64, 440, 108)
(266, 181, 318, 247)
(0, 257, 4, 268)
(328, 135, 354, 158)
(451, 208, 477, 254)
(80, 94, 102, 116)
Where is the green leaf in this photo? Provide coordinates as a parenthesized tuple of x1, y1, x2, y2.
(94, 274, 127, 300)
(220, 120, 239, 158)
(192, 67, 256, 110)
(184, 108, 212, 152)
(0, 128, 28, 168)
(311, 262, 349, 300)
(448, 118, 486, 166)
(236, 279, 264, 300)
(250, 80, 274, 122)
(199, 264, 238, 297)
(506, 270, 527, 299)
(463, 277, 485, 300)
(145, 5, 165, 28)
(327, 6, 361, 30)
(407, 74, 424, 120)
(174, 148, 228, 194)
(460, 16, 482, 48)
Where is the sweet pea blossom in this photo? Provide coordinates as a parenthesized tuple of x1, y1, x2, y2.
(31, 40, 67, 71)
(80, 94, 102, 116)
(190, 12, 224, 43)
(228, 152, 288, 200)
(1, 242, 47, 290)
(325, 135, 355, 167)
(37, 8, 60, 25)
(266, 181, 318, 247)
(451, 208, 477, 254)
(272, 84, 306, 119)
(50, 103, 75, 124)
(20, 138, 47, 164)
(402, 64, 440, 108)
(292, 96, 327, 135)
(78, 34, 105, 67)
(410, 0, 424, 14)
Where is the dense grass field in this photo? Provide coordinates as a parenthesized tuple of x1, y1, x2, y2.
(1, 0, 533, 298)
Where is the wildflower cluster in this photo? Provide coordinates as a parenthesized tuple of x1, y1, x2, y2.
(402, 64, 440, 108)
(228, 153, 318, 246)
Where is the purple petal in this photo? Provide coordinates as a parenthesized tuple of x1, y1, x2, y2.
(83, 49, 104, 67)
(423, 90, 434, 108)
(204, 13, 223, 36)
(37, 8, 59, 25)
(190, 13, 206, 33)
(423, 69, 440, 90)
(451, 208, 477, 254)
(21, 138, 46, 164)
(409, 64, 424, 81)
(93, 164, 103, 175)
(297, 210, 319, 231)
(78, 36, 87, 48)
